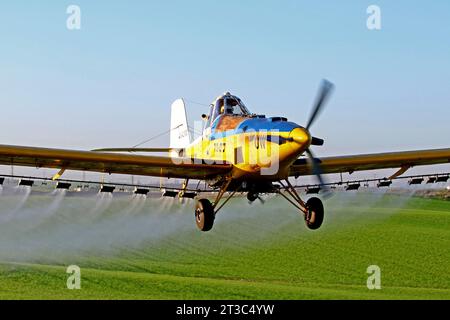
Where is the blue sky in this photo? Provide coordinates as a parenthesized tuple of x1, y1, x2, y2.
(0, 0, 449, 161)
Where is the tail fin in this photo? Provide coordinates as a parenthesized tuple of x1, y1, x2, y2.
(170, 99, 191, 155)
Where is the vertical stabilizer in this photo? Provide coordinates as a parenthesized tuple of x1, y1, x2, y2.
(170, 99, 191, 156)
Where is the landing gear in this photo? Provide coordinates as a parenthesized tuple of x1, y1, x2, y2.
(195, 199, 215, 231)
(194, 178, 238, 232)
(305, 197, 324, 230)
(193, 178, 325, 232)
(277, 179, 325, 230)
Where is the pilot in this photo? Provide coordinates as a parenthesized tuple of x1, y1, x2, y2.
(219, 98, 237, 115)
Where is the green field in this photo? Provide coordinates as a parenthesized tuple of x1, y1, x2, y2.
(0, 191, 449, 299)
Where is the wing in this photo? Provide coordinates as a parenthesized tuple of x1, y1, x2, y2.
(289, 148, 450, 177)
(0, 144, 231, 180)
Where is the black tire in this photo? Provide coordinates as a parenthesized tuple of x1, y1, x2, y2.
(305, 197, 324, 230)
(195, 198, 215, 232)
(247, 192, 258, 202)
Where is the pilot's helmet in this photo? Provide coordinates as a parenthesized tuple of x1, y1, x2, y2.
(227, 98, 238, 106)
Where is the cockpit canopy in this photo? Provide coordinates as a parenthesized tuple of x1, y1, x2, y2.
(206, 92, 250, 127)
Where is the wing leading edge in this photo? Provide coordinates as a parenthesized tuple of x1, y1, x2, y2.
(289, 148, 450, 177)
(0, 144, 232, 180)
(1, 144, 449, 181)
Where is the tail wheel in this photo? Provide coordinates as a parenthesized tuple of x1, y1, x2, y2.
(195, 198, 215, 232)
(305, 197, 324, 230)
(247, 192, 258, 202)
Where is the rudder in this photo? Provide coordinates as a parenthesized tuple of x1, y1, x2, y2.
(170, 99, 191, 155)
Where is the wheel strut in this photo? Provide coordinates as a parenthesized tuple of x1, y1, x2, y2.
(277, 179, 325, 230)
(278, 179, 308, 214)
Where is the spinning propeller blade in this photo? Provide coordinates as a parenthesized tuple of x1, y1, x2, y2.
(302, 79, 335, 197)
(306, 79, 334, 131)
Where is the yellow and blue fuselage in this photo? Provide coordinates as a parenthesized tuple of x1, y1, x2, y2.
(185, 115, 311, 181)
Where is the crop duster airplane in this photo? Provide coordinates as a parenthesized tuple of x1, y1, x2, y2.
(1, 80, 450, 232)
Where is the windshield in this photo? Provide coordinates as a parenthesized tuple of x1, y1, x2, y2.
(205, 94, 251, 128)
(217, 97, 250, 116)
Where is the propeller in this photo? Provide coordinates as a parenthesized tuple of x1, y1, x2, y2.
(304, 79, 334, 196)
(305, 148, 331, 198)
(306, 79, 334, 131)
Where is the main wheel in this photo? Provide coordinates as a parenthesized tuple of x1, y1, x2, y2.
(195, 198, 215, 232)
(305, 197, 324, 230)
